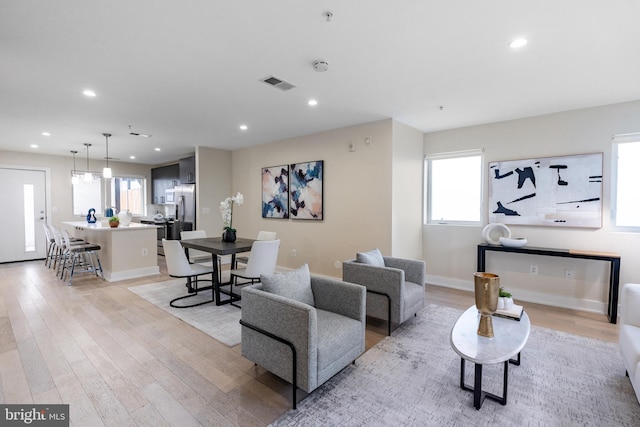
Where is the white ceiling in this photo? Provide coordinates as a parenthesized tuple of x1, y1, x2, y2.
(2, 1, 640, 165)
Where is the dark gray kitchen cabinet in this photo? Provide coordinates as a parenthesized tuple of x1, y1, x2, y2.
(151, 163, 179, 204)
(179, 156, 196, 183)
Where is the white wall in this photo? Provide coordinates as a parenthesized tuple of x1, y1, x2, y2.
(392, 121, 424, 259)
(231, 119, 400, 277)
(195, 146, 232, 236)
(423, 100, 640, 314)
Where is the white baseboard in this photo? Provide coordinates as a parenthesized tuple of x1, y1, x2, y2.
(105, 266, 160, 282)
(425, 274, 608, 315)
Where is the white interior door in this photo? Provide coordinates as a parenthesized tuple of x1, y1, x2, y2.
(0, 168, 48, 263)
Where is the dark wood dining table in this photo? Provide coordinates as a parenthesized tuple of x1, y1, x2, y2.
(179, 237, 255, 306)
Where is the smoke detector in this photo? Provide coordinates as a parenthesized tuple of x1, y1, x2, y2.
(313, 60, 329, 72)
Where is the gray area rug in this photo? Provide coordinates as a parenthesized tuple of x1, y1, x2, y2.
(128, 278, 241, 346)
(272, 304, 640, 427)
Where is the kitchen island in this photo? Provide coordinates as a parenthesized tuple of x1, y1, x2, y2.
(62, 221, 160, 282)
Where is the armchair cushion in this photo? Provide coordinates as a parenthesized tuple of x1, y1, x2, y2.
(261, 263, 315, 307)
(356, 248, 385, 267)
(316, 309, 363, 385)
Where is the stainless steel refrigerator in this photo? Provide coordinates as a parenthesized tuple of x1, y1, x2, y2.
(172, 184, 195, 234)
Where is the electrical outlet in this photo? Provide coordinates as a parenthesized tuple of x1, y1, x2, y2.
(291, 249, 297, 257)
(565, 269, 575, 279)
(529, 265, 538, 275)
(141, 248, 148, 256)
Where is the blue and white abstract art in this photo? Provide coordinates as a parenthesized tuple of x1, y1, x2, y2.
(290, 160, 323, 220)
(262, 165, 289, 218)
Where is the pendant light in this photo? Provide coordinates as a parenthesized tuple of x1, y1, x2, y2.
(70, 150, 80, 184)
(83, 143, 93, 182)
(102, 133, 112, 178)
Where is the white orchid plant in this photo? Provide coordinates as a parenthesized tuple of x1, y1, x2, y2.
(219, 192, 244, 232)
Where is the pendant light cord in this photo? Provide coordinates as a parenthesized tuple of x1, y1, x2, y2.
(103, 133, 112, 168)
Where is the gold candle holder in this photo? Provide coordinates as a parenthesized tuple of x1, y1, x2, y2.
(474, 272, 500, 338)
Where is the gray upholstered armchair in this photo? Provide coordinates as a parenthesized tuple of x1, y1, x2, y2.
(240, 266, 366, 409)
(343, 248, 426, 335)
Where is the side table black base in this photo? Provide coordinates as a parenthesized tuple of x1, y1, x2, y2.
(459, 353, 521, 410)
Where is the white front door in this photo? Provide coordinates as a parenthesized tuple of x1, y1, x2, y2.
(0, 168, 48, 263)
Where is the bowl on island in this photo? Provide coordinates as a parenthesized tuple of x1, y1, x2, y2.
(499, 236, 528, 248)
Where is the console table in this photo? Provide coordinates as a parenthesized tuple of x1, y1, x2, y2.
(477, 244, 621, 324)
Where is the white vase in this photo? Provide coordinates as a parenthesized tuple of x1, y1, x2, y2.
(497, 297, 505, 310)
(118, 209, 132, 226)
(503, 297, 514, 310)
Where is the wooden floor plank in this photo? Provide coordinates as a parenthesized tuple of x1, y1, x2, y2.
(0, 349, 33, 403)
(32, 328, 76, 382)
(53, 372, 106, 427)
(0, 316, 17, 353)
(142, 382, 202, 427)
(69, 358, 135, 426)
(16, 337, 56, 396)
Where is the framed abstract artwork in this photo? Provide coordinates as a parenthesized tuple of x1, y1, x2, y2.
(261, 165, 289, 218)
(290, 160, 323, 220)
(488, 152, 603, 228)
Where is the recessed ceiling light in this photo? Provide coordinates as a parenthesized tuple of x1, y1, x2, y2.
(83, 89, 96, 97)
(41, 132, 51, 136)
(129, 155, 136, 159)
(308, 99, 318, 106)
(30, 144, 38, 148)
(509, 38, 528, 48)
(154, 148, 161, 151)
(239, 124, 248, 131)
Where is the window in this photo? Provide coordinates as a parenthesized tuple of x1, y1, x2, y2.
(612, 133, 640, 229)
(425, 150, 483, 224)
(110, 176, 146, 216)
(72, 174, 102, 216)
(23, 184, 35, 252)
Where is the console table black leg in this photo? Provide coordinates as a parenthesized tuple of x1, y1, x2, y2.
(477, 247, 486, 272)
(610, 258, 621, 324)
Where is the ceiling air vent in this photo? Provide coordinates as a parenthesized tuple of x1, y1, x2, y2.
(261, 75, 297, 91)
(129, 132, 152, 138)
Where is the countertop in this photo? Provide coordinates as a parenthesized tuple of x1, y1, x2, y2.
(62, 221, 159, 231)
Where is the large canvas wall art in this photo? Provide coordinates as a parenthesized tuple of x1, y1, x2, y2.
(290, 160, 323, 220)
(488, 153, 603, 228)
(261, 165, 289, 219)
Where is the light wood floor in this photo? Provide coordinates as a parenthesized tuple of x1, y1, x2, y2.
(0, 257, 619, 426)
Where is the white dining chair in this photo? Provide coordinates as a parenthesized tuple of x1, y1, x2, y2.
(181, 229, 231, 283)
(234, 230, 277, 268)
(228, 239, 280, 307)
(163, 238, 215, 308)
(180, 230, 212, 263)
